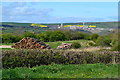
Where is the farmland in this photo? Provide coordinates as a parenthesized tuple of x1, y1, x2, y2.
(1, 22, 119, 79)
(0, 22, 118, 34)
(0, 22, 118, 28)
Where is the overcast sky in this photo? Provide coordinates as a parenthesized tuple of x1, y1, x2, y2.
(1, 2, 118, 23)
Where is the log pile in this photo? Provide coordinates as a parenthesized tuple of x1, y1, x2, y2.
(57, 43, 72, 49)
(12, 37, 51, 49)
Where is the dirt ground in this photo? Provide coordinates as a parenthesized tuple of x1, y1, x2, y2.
(0, 45, 12, 48)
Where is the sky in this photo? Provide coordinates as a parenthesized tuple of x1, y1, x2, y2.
(1, 2, 118, 23)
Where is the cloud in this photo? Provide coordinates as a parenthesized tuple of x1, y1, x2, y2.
(1, 2, 117, 23)
(2, 2, 54, 22)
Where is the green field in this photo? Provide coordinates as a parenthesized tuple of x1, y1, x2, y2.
(0, 43, 12, 45)
(2, 64, 118, 78)
(46, 40, 89, 48)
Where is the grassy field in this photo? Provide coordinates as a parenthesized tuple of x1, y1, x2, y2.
(46, 40, 89, 48)
(0, 43, 12, 45)
(2, 64, 118, 78)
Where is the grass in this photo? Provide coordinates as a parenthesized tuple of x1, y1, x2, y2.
(46, 40, 89, 48)
(1, 48, 12, 50)
(2, 64, 118, 78)
(0, 43, 12, 45)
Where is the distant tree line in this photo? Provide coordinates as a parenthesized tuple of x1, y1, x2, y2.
(1, 30, 119, 51)
(1, 30, 93, 43)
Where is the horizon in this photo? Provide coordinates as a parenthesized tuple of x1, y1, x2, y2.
(2, 2, 118, 23)
(1, 21, 118, 24)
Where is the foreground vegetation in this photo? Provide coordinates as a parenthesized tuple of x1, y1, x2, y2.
(2, 49, 119, 68)
(2, 64, 118, 78)
(1, 24, 119, 79)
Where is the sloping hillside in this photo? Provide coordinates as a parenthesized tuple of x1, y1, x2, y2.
(0, 22, 118, 34)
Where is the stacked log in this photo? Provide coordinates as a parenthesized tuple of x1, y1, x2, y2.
(12, 37, 51, 49)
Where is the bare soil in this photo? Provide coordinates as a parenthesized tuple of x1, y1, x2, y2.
(0, 45, 12, 48)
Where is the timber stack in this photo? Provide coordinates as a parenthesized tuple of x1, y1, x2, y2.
(57, 43, 72, 49)
(12, 37, 51, 49)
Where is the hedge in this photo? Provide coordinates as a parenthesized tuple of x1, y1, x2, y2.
(2, 49, 120, 68)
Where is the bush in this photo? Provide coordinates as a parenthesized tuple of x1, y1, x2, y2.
(90, 33, 99, 41)
(62, 30, 73, 40)
(71, 32, 85, 40)
(2, 34, 22, 43)
(87, 41, 96, 46)
(112, 41, 120, 51)
(36, 31, 66, 42)
(36, 33, 48, 42)
(110, 30, 120, 51)
(23, 32, 36, 38)
(72, 42, 81, 49)
(2, 49, 120, 68)
(49, 31, 66, 42)
(83, 33, 91, 40)
(96, 36, 111, 46)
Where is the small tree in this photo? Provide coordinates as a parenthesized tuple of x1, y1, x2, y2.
(23, 32, 36, 38)
(36, 33, 49, 42)
(49, 31, 66, 42)
(96, 36, 111, 46)
(72, 42, 81, 49)
(2, 34, 22, 43)
(83, 33, 91, 40)
(90, 33, 99, 41)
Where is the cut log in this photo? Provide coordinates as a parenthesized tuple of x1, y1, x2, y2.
(12, 37, 51, 49)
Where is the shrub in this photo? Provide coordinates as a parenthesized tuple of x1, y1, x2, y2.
(71, 32, 85, 40)
(90, 33, 99, 41)
(23, 32, 36, 38)
(72, 42, 81, 49)
(110, 30, 120, 51)
(36, 33, 48, 42)
(87, 41, 96, 46)
(2, 34, 22, 43)
(2, 49, 120, 68)
(112, 41, 120, 51)
(96, 36, 111, 46)
(36, 31, 66, 42)
(83, 33, 91, 40)
(62, 30, 73, 40)
(49, 31, 66, 42)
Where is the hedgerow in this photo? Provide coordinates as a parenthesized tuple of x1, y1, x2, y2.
(2, 49, 120, 68)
